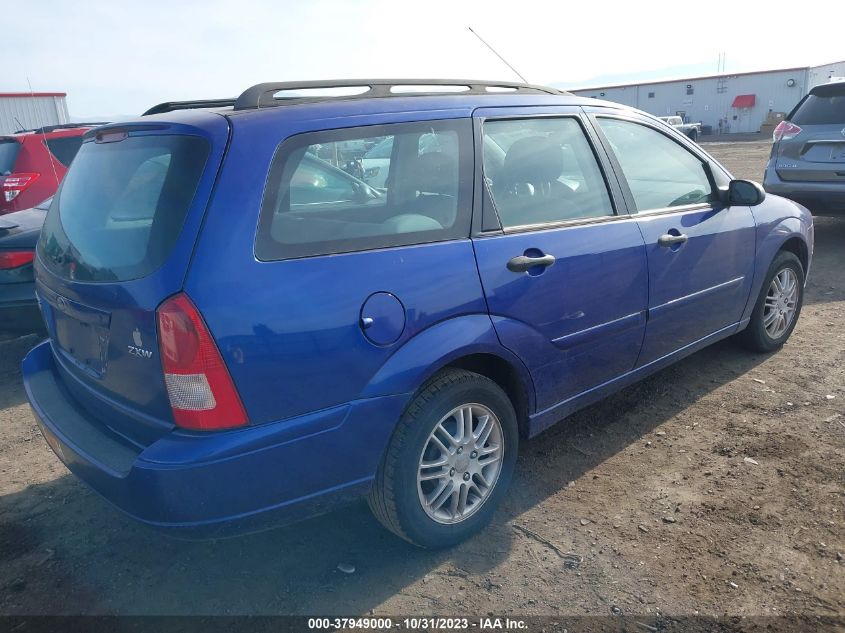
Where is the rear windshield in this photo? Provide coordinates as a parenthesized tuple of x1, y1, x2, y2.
(792, 85, 845, 125)
(0, 139, 21, 174)
(39, 134, 209, 282)
(44, 136, 84, 167)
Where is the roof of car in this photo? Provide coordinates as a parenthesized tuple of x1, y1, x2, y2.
(132, 95, 627, 133)
(139, 79, 627, 122)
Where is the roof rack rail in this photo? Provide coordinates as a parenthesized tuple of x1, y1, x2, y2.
(234, 79, 566, 110)
(143, 99, 236, 116)
(15, 122, 108, 134)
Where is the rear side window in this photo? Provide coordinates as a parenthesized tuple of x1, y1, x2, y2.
(0, 139, 21, 174)
(44, 136, 84, 167)
(482, 117, 614, 228)
(791, 85, 845, 125)
(256, 120, 472, 260)
(39, 134, 209, 282)
(597, 118, 713, 211)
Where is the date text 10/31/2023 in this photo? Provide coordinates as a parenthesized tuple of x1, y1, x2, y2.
(307, 617, 530, 630)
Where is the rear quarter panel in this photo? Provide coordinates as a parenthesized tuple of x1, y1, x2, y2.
(187, 105, 519, 426)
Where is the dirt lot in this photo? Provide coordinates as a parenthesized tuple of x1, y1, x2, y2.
(0, 140, 843, 623)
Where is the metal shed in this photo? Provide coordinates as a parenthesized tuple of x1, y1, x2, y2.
(0, 92, 69, 135)
(569, 60, 845, 135)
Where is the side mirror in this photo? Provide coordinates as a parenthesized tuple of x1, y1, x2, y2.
(726, 179, 766, 206)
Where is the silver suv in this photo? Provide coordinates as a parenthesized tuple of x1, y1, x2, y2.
(763, 81, 845, 213)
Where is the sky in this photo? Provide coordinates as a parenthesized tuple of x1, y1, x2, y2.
(5, 0, 844, 119)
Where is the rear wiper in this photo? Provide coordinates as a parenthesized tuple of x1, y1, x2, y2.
(0, 219, 19, 231)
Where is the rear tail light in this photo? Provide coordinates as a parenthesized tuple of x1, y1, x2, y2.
(773, 121, 802, 143)
(156, 293, 248, 431)
(0, 250, 34, 269)
(1, 173, 40, 203)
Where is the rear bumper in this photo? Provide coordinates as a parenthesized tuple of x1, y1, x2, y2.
(0, 282, 43, 332)
(23, 341, 408, 538)
(763, 163, 845, 213)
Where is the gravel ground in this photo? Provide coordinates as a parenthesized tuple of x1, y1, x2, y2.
(0, 140, 842, 624)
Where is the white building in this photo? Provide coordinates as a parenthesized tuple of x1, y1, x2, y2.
(569, 60, 845, 135)
(0, 92, 69, 135)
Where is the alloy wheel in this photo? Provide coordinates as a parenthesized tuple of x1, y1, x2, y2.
(763, 268, 799, 339)
(416, 403, 504, 524)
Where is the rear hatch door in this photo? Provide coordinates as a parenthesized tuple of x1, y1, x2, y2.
(0, 204, 47, 245)
(34, 114, 229, 446)
(0, 204, 46, 284)
(776, 83, 845, 183)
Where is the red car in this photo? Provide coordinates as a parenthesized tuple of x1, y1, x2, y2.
(0, 123, 105, 215)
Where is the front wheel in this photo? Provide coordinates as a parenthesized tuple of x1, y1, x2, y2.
(738, 251, 804, 352)
(368, 369, 518, 548)
(687, 129, 698, 142)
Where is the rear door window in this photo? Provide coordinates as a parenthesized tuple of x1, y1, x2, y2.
(39, 134, 209, 282)
(791, 84, 845, 125)
(44, 136, 84, 167)
(0, 139, 21, 174)
(256, 120, 472, 260)
(482, 117, 615, 228)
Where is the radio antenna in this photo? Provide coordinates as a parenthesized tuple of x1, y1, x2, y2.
(27, 77, 61, 188)
(468, 26, 529, 84)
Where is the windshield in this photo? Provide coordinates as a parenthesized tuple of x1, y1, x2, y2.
(792, 85, 845, 125)
(39, 134, 209, 282)
(0, 139, 21, 174)
(45, 136, 85, 167)
(364, 137, 393, 159)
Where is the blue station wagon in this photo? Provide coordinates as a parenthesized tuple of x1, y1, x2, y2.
(23, 80, 814, 548)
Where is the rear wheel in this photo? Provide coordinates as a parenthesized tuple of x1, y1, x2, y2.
(368, 369, 518, 548)
(687, 128, 698, 142)
(738, 251, 804, 352)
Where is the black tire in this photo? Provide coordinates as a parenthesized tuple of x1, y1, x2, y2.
(688, 129, 698, 142)
(368, 368, 518, 549)
(737, 251, 804, 352)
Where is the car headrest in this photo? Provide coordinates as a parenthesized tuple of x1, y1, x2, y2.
(413, 152, 457, 195)
(502, 136, 564, 185)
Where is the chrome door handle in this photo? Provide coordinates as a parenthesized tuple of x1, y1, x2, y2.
(507, 254, 556, 272)
(658, 233, 688, 247)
